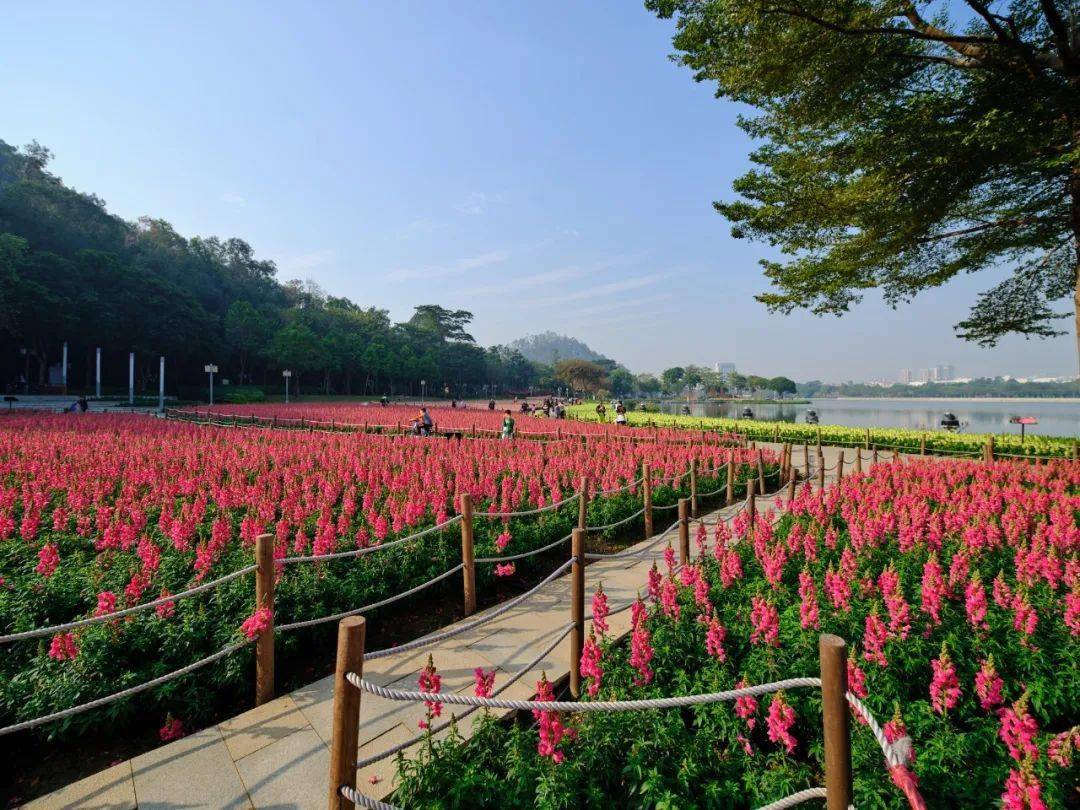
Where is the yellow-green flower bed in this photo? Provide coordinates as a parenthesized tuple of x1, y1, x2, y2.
(567, 404, 1076, 459)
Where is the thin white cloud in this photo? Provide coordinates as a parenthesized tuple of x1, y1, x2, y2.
(455, 191, 506, 215)
(221, 191, 246, 207)
(459, 253, 646, 299)
(280, 249, 336, 273)
(387, 249, 510, 281)
(571, 292, 675, 318)
(538, 271, 675, 306)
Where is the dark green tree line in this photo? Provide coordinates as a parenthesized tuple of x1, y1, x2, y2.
(0, 140, 543, 398)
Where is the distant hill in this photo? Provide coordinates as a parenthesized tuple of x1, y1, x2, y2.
(509, 332, 609, 366)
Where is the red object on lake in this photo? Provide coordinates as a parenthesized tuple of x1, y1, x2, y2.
(1009, 417, 1039, 425)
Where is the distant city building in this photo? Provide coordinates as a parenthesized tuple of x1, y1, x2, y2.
(713, 362, 736, 377)
(899, 369, 913, 384)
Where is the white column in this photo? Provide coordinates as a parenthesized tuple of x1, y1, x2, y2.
(158, 356, 165, 412)
(62, 341, 68, 391)
(128, 353, 135, 405)
(95, 348, 101, 398)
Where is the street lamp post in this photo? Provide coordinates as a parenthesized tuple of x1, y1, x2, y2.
(420, 379, 426, 404)
(204, 364, 219, 406)
(282, 369, 292, 403)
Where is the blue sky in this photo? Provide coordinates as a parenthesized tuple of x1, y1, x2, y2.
(1, 1, 1075, 380)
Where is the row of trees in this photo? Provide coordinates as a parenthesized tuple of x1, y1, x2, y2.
(549, 359, 797, 399)
(0, 140, 559, 398)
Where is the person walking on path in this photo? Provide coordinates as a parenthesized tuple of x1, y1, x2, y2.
(501, 409, 516, 439)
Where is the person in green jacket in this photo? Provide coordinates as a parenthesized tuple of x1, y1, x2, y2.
(501, 409, 515, 439)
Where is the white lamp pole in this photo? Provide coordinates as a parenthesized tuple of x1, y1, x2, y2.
(128, 353, 135, 405)
(158, 356, 165, 412)
(283, 369, 292, 403)
(421, 379, 426, 404)
(204, 364, 218, 405)
(61, 341, 68, 392)
(95, 347, 101, 398)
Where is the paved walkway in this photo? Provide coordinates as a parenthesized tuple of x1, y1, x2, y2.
(28, 444, 864, 809)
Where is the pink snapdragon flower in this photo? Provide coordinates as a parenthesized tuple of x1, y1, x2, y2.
(660, 576, 680, 621)
(965, 573, 989, 631)
(630, 620, 654, 686)
(863, 609, 888, 667)
(579, 631, 603, 697)
(975, 656, 1004, 712)
(473, 667, 496, 699)
(766, 692, 797, 754)
(749, 595, 779, 647)
(999, 693, 1039, 763)
(920, 554, 946, 627)
(48, 631, 78, 661)
(155, 588, 176, 619)
(494, 531, 511, 552)
(797, 569, 819, 631)
(591, 583, 609, 637)
(846, 656, 868, 700)
(94, 590, 118, 618)
(159, 715, 185, 742)
(1001, 760, 1047, 810)
(734, 678, 758, 730)
(647, 562, 662, 602)
(704, 615, 726, 663)
(240, 607, 272, 640)
(36, 542, 60, 578)
(418, 655, 443, 726)
(533, 672, 574, 763)
(1048, 727, 1078, 768)
(929, 644, 960, 714)
(494, 562, 515, 577)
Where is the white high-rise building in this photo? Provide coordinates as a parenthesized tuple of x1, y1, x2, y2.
(899, 369, 913, 384)
(714, 362, 736, 377)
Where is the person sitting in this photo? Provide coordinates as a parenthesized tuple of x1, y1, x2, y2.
(488, 399, 496, 411)
(501, 409, 516, 439)
(380, 396, 389, 407)
(77, 395, 89, 413)
(419, 407, 434, 436)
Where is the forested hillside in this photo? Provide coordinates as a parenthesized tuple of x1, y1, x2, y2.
(0, 140, 543, 398)
(508, 332, 611, 366)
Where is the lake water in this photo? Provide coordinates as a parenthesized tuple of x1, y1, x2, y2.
(658, 398, 1080, 438)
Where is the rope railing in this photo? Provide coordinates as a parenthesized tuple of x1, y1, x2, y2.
(0, 564, 257, 643)
(585, 506, 646, 533)
(355, 622, 576, 770)
(474, 492, 581, 519)
(475, 531, 574, 564)
(279, 516, 463, 565)
(364, 558, 574, 662)
(0, 639, 252, 736)
(277, 564, 466, 632)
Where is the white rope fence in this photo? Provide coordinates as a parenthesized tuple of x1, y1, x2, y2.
(355, 622, 576, 770)
(0, 564, 257, 643)
(0, 640, 252, 736)
(475, 492, 581, 519)
(364, 558, 574, 661)
(277, 564, 466, 632)
(475, 532, 573, 564)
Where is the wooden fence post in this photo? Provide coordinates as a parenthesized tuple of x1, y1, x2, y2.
(756, 450, 766, 495)
(725, 458, 735, 505)
(854, 448, 862, 475)
(836, 451, 845, 482)
(689, 460, 698, 519)
(819, 634, 853, 810)
(578, 477, 589, 531)
(803, 443, 811, 480)
(872, 446, 879, 467)
(816, 426, 822, 448)
(746, 478, 756, 524)
(255, 533, 275, 706)
(920, 434, 926, 456)
(787, 474, 796, 503)
(678, 498, 690, 565)
(569, 528, 585, 698)
(864, 428, 871, 449)
(986, 435, 995, 462)
(642, 463, 654, 538)
(327, 616, 366, 810)
(459, 493, 476, 616)
(817, 448, 826, 489)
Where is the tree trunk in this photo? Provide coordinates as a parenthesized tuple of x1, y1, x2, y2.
(1071, 151, 1080, 375)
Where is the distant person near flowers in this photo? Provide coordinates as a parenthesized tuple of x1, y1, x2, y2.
(501, 409, 515, 439)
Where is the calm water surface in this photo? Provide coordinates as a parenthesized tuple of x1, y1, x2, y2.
(659, 398, 1079, 438)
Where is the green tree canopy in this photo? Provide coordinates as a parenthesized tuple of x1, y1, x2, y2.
(648, 0, 1080, 370)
